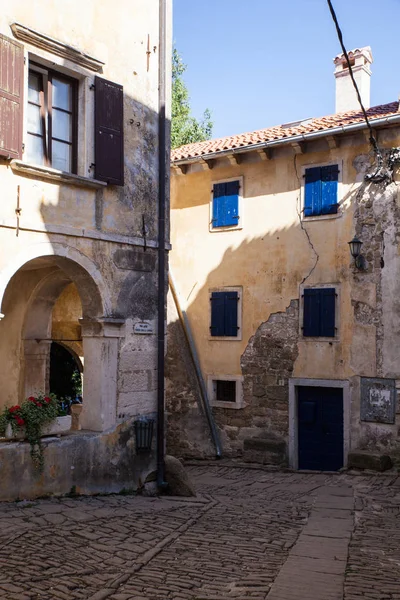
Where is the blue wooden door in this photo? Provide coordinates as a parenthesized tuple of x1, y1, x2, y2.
(298, 386, 343, 471)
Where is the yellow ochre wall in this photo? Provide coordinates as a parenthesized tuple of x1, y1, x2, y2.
(170, 140, 361, 383)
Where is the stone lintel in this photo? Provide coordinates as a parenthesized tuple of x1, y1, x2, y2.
(80, 318, 125, 338)
(10, 22, 105, 72)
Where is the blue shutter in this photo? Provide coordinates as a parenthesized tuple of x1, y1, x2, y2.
(224, 180, 240, 226)
(303, 289, 321, 336)
(321, 165, 339, 215)
(212, 181, 240, 227)
(210, 292, 225, 336)
(320, 288, 336, 337)
(212, 183, 226, 227)
(304, 167, 321, 217)
(224, 291, 239, 336)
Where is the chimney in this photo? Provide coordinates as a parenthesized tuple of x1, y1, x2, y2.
(333, 46, 373, 113)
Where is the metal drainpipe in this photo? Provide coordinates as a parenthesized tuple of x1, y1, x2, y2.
(157, 0, 168, 491)
(169, 272, 222, 459)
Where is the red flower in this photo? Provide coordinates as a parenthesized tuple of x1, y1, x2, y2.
(28, 396, 35, 402)
(44, 397, 51, 404)
(35, 402, 43, 408)
(9, 405, 21, 413)
(16, 417, 25, 427)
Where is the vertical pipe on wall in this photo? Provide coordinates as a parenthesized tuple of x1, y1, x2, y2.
(157, 0, 168, 491)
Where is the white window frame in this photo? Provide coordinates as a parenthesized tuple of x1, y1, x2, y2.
(207, 374, 244, 409)
(208, 286, 242, 341)
(209, 176, 244, 232)
(22, 49, 94, 180)
(300, 161, 343, 221)
(299, 283, 340, 342)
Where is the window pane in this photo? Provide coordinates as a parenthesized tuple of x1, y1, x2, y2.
(52, 140, 71, 172)
(28, 72, 42, 103)
(52, 78, 71, 110)
(26, 133, 45, 165)
(27, 103, 43, 135)
(52, 108, 71, 142)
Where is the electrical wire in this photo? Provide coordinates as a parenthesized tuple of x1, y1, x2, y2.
(326, 0, 380, 156)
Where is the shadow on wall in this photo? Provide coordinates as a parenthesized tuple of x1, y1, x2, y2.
(0, 83, 166, 408)
(0, 74, 171, 496)
(166, 175, 360, 462)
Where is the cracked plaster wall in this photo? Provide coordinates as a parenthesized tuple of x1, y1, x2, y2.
(167, 129, 400, 463)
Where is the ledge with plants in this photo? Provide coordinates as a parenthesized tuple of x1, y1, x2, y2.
(0, 394, 71, 471)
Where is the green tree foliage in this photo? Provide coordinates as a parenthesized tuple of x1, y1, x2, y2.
(171, 48, 213, 149)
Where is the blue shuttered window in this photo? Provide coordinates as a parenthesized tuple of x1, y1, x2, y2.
(212, 180, 240, 227)
(210, 291, 239, 337)
(303, 288, 336, 337)
(304, 165, 339, 217)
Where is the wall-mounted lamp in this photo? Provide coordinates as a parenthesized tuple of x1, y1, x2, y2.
(348, 236, 366, 270)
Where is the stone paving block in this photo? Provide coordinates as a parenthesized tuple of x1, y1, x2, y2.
(314, 495, 354, 510)
(283, 555, 346, 575)
(268, 569, 344, 600)
(291, 534, 350, 561)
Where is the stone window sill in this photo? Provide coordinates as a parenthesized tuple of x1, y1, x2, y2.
(10, 160, 107, 190)
(210, 401, 245, 410)
(302, 211, 343, 222)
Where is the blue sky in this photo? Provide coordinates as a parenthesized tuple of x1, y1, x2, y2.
(173, 0, 400, 139)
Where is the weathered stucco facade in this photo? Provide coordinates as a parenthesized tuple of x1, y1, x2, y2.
(166, 49, 400, 469)
(0, 0, 171, 499)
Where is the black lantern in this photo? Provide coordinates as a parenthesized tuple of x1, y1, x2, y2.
(134, 417, 154, 453)
(348, 236, 366, 270)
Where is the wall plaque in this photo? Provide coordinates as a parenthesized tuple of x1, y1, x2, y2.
(134, 322, 154, 335)
(360, 377, 396, 424)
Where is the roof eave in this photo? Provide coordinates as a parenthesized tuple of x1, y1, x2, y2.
(171, 113, 400, 166)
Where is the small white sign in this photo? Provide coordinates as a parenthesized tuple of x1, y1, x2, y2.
(134, 322, 154, 335)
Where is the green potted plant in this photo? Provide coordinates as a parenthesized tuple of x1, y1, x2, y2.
(0, 394, 71, 471)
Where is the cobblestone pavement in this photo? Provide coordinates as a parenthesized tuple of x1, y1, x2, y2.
(0, 465, 399, 599)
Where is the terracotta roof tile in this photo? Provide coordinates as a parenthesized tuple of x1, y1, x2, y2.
(171, 102, 399, 162)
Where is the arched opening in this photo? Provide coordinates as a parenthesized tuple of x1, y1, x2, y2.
(0, 251, 121, 432)
(50, 342, 83, 405)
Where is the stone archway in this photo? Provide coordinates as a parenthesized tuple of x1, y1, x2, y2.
(0, 248, 123, 432)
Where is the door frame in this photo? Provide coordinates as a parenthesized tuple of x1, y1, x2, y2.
(288, 378, 350, 470)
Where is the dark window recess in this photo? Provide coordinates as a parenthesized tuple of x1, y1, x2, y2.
(94, 76, 124, 185)
(304, 165, 339, 217)
(216, 380, 236, 403)
(26, 64, 78, 173)
(0, 34, 24, 159)
(210, 291, 239, 337)
(212, 180, 240, 227)
(303, 288, 336, 337)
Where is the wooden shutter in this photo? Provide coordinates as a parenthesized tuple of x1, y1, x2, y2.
(210, 292, 225, 336)
(321, 165, 339, 215)
(225, 180, 240, 226)
(304, 167, 321, 217)
(303, 288, 321, 336)
(212, 183, 226, 227)
(320, 288, 336, 337)
(224, 291, 239, 336)
(303, 288, 336, 337)
(94, 76, 124, 185)
(0, 34, 24, 160)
